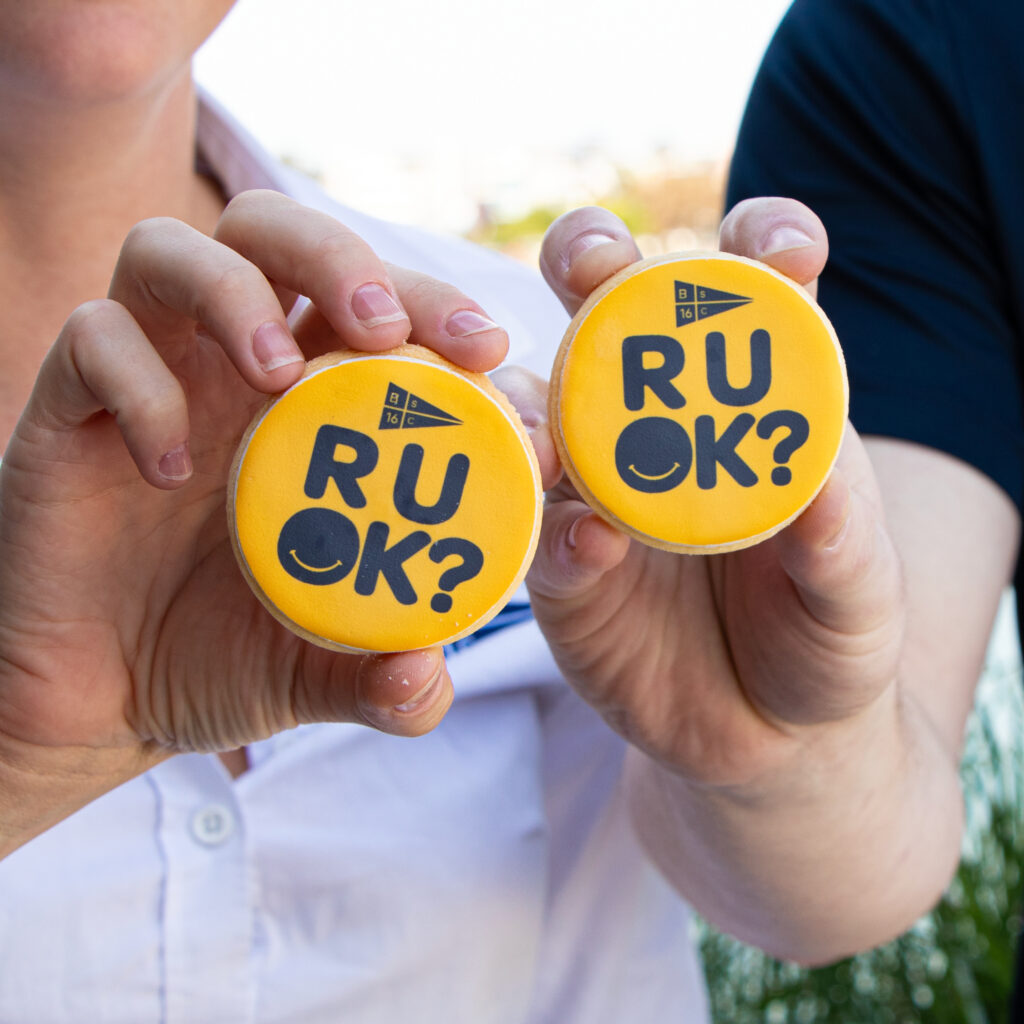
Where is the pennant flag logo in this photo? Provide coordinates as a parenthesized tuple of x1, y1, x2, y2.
(379, 383, 463, 429)
(675, 281, 752, 327)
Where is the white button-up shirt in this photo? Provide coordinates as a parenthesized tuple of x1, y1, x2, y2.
(0, 91, 709, 1024)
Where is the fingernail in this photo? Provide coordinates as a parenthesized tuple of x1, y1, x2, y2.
(446, 309, 500, 338)
(393, 671, 444, 714)
(823, 514, 852, 552)
(158, 442, 192, 482)
(519, 409, 545, 431)
(817, 471, 852, 550)
(566, 515, 582, 550)
(567, 231, 618, 268)
(252, 321, 303, 373)
(759, 226, 816, 258)
(351, 284, 407, 328)
(823, 492, 852, 550)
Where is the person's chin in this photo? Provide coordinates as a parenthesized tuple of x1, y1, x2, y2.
(0, 1, 233, 107)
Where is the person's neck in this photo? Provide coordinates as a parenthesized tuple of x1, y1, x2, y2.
(0, 67, 225, 439)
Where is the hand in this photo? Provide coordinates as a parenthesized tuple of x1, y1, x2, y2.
(525, 199, 1011, 962)
(0, 190, 509, 852)
(530, 198, 904, 787)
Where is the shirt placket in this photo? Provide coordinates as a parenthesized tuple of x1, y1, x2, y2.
(150, 755, 255, 1024)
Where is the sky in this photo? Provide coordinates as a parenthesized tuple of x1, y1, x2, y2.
(194, 0, 795, 230)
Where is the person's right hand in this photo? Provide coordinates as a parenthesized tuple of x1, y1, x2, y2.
(0, 189, 511, 855)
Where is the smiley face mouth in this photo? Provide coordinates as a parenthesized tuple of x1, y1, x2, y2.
(288, 551, 345, 574)
(277, 507, 360, 586)
(627, 462, 681, 482)
(614, 417, 693, 494)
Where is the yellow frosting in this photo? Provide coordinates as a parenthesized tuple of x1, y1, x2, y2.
(551, 253, 848, 552)
(229, 346, 542, 652)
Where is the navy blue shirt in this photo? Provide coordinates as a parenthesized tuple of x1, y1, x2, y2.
(728, 0, 1024, 510)
(727, 0, 1024, 1013)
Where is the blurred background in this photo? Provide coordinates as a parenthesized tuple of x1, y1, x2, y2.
(195, 0, 793, 261)
(196, 2, 1024, 1019)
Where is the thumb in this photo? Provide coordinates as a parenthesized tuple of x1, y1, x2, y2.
(296, 646, 454, 738)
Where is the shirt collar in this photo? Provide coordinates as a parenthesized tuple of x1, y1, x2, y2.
(195, 86, 287, 199)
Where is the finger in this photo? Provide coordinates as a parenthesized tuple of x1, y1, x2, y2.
(296, 646, 454, 738)
(490, 365, 561, 490)
(27, 299, 192, 488)
(539, 206, 642, 315)
(214, 190, 414, 353)
(718, 197, 829, 298)
(388, 263, 510, 370)
(773, 429, 902, 638)
(110, 216, 305, 391)
(526, 498, 631, 600)
(291, 263, 511, 372)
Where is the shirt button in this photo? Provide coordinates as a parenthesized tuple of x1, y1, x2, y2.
(190, 803, 236, 847)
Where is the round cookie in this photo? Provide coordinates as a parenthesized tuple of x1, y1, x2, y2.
(228, 344, 543, 652)
(550, 252, 848, 553)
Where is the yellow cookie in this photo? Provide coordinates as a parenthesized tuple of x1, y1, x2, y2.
(228, 344, 543, 652)
(550, 252, 848, 553)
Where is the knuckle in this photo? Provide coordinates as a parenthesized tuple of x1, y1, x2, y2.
(223, 187, 279, 216)
(120, 217, 182, 261)
(403, 274, 461, 311)
(60, 299, 126, 359)
(309, 225, 366, 268)
(117, 377, 184, 429)
(218, 189, 286, 239)
(291, 227, 375, 297)
(63, 298, 118, 335)
(199, 260, 263, 317)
